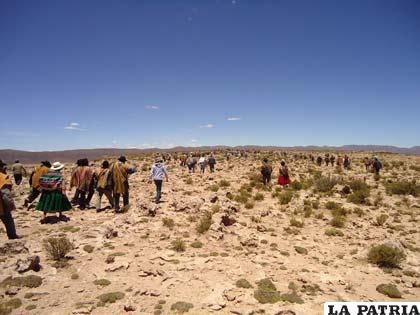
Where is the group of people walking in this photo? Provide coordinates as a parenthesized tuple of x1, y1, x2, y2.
(1, 151, 385, 240)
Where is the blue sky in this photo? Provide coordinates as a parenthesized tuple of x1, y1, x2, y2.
(1, 0, 419, 151)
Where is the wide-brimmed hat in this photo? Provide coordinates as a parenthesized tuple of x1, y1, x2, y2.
(41, 160, 52, 167)
(50, 162, 65, 171)
(0, 160, 6, 168)
(118, 156, 127, 163)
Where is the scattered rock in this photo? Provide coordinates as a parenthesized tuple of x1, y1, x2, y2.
(16, 256, 41, 273)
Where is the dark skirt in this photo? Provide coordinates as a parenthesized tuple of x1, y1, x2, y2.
(35, 190, 72, 213)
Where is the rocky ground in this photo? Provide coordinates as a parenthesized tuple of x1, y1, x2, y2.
(0, 151, 419, 315)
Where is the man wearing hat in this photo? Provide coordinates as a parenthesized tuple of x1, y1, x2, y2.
(0, 160, 20, 239)
(149, 158, 169, 204)
(24, 160, 51, 208)
(95, 160, 114, 212)
(110, 156, 136, 212)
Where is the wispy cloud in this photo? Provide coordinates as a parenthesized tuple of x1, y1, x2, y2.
(145, 105, 159, 110)
(64, 122, 86, 131)
(227, 117, 241, 121)
(200, 123, 214, 128)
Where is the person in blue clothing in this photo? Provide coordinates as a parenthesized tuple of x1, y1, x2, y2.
(149, 158, 169, 204)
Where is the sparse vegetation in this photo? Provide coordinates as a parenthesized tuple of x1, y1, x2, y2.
(385, 181, 420, 196)
(44, 236, 74, 261)
(171, 238, 186, 252)
(236, 278, 253, 289)
(170, 301, 193, 313)
(376, 283, 402, 298)
(162, 217, 175, 229)
(196, 211, 213, 234)
(368, 244, 406, 268)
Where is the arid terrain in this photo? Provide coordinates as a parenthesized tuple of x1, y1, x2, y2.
(1, 151, 419, 315)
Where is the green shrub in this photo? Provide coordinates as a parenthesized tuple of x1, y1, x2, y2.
(97, 292, 125, 304)
(278, 191, 294, 205)
(236, 279, 253, 289)
(83, 245, 94, 253)
(1, 276, 42, 289)
(93, 279, 111, 286)
(219, 180, 231, 188)
(190, 241, 203, 248)
(171, 238, 186, 252)
(290, 181, 302, 190)
(254, 193, 264, 201)
(376, 214, 389, 226)
(330, 215, 346, 228)
(290, 218, 304, 228)
(347, 189, 370, 204)
(325, 201, 341, 210)
(170, 301, 193, 313)
(385, 181, 419, 196)
(314, 176, 338, 192)
(254, 278, 281, 304)
(325, 228, 344, 237)
(209, 184, 219, 192)
(368, 244, 406, 268)
(348, 179, 370, 192)
(245, 201, 255, 209)
(162, 217, 175, 229)
(196, 212, 213, 234)
(376, 284, 402, 298)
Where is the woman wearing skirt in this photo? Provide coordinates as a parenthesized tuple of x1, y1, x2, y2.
(277, 160, 291, 186)
(36, 162, 72, 223)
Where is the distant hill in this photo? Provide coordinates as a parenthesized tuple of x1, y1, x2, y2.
(0, 145, 419, 164)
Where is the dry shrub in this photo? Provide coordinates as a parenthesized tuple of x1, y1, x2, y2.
(43, 236, 73, 261)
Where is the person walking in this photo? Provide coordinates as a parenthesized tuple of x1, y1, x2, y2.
(278, 160, 291, 186)
(372, 156, 382, 175)
(343, 155, 351, 169)
(260, 158, 273, 185)
(0, 160, 20, 239)
(95, 160, 114, 212)
(208, 154, 216, 173)
(36, 162, 72, 224)
(186, 155, 197, 173)
(149, 158, 168, 204)
(198, 155, 206, 175)
(24, 161, 51, 207)
(70, 158, 93, 210)
(110, 156, 136, 212)
(12, 160, 26, 185)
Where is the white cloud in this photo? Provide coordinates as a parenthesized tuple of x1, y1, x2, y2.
(191, 139, 198, 143)
(227, 117, 241, 121)
(64, 122, 85, 131)
(200, 124, 214, 128)
(145, 105, 159, 110)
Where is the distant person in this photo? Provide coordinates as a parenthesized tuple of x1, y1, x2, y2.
(36, 162, 72, 224)
(149, 158, 169, 204)
(324, 154, 330, 166)
(343, 155, 351, 169)
(0, 160, 19, 239)
(198, 155, 206, 174)
(70, 159, 83, 205)
(95, 160, 114, 212)
(70, 158, 93, 210)
(24, 160, 51, 208)
(110, 156, 136, 212)
(364, 157, 372, 171)
(336, 156, 343, 166)
(186, 155, 197, 173)
(278, 160, 291, 186)
(372, 156, 382, 175)
(208, 154, 216, 173)
(316, 156, 323, 166)
(329, 155, 335, 166)
(12, 160, 26, 185)
(260, 158, 273, 185)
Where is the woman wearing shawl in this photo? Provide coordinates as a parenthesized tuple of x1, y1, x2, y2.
(36, 162, 72, 223)
(70, 158, 93, 210)
(278, 160, 291, 186)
